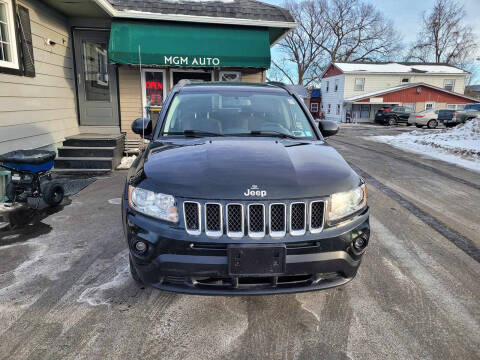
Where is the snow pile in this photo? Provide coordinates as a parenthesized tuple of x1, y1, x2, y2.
(371, 119, 480, 172)
(116, 155, 137, 170)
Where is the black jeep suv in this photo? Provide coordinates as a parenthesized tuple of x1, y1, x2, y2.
(123, 82, 370, 295)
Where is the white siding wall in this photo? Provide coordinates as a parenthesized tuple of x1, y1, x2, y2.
(0, 0, 78, 154)
(343, 74, 467, 99)
(321, 74, 345, 122)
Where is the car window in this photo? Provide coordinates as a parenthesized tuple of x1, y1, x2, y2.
(464, 104, 480, 111)
(392, 107, 404, 112)
(161, 91, 316, 139)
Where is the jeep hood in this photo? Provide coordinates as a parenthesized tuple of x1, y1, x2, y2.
(136, 138, 360, 200)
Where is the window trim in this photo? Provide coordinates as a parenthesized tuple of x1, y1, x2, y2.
(327, 104, 331, 114)
(425, 102, 435, 111)
(141, 68, 167, 118)
(336, 104, 340, 115)
(444, 79, 455, 92)
(0, 0, 21, 74)
(354, 78, 365, 91)
(310, 102, 319, 113)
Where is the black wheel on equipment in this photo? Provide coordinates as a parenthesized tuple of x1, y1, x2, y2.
(42, 181, 64, 206)
(129, 256, 144, 284)
(5, 181, 18, 202)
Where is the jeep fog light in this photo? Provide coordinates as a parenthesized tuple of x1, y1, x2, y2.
(128, 186, 178, 222)
(328, 184, 367, 221)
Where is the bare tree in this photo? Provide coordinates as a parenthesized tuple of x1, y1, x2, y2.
(312, 0, 402, 63)
(268, 0, 403, 86)
(269, 0, 324, 86)
(407, 0, 478, 67)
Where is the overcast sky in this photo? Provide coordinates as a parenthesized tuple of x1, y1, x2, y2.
(264, 0, 480, 83)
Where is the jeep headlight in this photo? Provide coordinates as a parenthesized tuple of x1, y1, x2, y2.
(328, 184, 367, 222)
(128, 186, 178, 222)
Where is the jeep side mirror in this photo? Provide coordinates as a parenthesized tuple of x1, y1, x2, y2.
(318, 120, 339, 137)
(132, 118, 152, 139)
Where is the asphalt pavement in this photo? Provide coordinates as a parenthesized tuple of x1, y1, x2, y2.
(0, 124, 478, 360)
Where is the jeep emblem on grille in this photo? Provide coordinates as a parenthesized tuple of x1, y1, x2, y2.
(244, 185, 267, 197)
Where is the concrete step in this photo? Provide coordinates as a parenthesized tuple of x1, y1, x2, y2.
(54, 157, 114, 170)
(58, 146, 117, 158)
(52, 168, 111, 174)
(63, 138, 120, 148)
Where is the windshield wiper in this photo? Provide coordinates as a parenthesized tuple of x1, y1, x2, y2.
(229, 130, 298, 139)
(163, 130, 224, 137)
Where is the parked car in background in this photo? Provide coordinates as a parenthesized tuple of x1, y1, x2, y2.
(437, 109, 456, 127)
(407, 109, 439, 129)
(447, 103, 480, 127)
(375, 106, 413, 126)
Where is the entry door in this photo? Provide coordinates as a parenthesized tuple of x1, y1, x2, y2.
(74, 30, 119, 126)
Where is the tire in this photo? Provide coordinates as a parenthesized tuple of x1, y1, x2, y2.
(427, 120, 438, 129)
(388, 117, 397, 126)
(129, 256, 144, 284)
(415, 124, 423, 128)
(5, 181, 18, 202)
(42, 181, 64, 206)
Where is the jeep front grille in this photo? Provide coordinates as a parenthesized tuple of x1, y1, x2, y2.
(248, 204, 265, 238)
(290, 202, 306, 236)
(226, 204, 244, 238)
(182, 200, 325, 239)
(205, 203, 222, 237)
(269, 203, 286, 237)
(184, 202, 201, 235)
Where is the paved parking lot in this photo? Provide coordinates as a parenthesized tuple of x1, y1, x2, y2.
(0, 124, 479, 360)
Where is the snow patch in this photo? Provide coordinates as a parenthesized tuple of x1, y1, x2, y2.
(108, 198, 122, 205)
(369, 119, 480, 172)
(116, 155, 136, 170)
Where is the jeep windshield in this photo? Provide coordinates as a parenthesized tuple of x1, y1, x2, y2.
(160, 91, 316, 139)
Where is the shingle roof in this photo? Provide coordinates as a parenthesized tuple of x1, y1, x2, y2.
(334, 62, 467, 74)
(108, 0, 294, 23)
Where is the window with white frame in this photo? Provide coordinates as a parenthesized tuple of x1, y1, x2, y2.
(425, 102, 435, 111)
(326, 80, 329, 92)
(336, 104, 340, 115)
(404, 103, 415, 112)
(219, 71, 241, 82)
(0, 0, 19, 70)
(447, 104, 464, 110)
(444, 79, 455, 91)
(354, 78, 365, 91)
(335, 79, 338, 92)
(310, 102, 319, 112)
(327, 104, 331, 114)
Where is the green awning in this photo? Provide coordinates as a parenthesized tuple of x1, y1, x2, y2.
(108, 21, 271, 68)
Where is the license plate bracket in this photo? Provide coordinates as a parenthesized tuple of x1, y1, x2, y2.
(228, 244, 286, 276)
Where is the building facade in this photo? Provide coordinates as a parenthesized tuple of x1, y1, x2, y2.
(321, 62, 472, 122)
(0, 0, 296, 155)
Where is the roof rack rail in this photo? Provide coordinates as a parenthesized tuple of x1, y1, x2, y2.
(173, 79, 192, 91)
(266, 81, 294, 95)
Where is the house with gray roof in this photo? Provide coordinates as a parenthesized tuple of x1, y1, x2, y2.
(0, 0, 296, 173)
